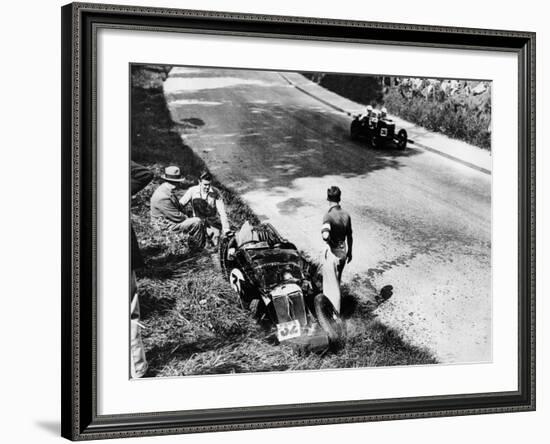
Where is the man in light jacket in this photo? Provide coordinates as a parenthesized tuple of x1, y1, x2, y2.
(178, 170, 230, 248)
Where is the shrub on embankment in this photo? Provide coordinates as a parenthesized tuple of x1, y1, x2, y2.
(302, 73, 491, 151)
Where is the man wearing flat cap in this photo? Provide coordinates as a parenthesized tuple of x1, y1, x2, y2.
(150, 166, 205, 249)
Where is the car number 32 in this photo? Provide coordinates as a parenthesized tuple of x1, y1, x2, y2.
(276, 320, 301, 342)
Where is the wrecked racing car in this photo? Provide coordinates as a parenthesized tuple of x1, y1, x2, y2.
(350, 108, 412, 150)
(219, 222, 344, 351)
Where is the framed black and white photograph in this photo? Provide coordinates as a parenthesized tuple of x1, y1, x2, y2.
(61, 2, 535, 440)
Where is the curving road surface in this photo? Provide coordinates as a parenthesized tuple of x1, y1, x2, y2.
(164, 67, 492, 364)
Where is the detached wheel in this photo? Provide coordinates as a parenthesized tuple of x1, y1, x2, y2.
(397, 129, 408, 150)
(314, 294, 345, 346)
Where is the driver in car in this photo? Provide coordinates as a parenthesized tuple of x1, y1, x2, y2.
(361, 104, 373, 122)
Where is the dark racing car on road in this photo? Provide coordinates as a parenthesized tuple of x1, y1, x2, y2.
(219, 222, 344, 351)
(350, 108, 412, 150)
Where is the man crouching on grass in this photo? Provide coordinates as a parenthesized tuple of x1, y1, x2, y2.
(178, 171, 230, 248)
(150, 165, 205, 250)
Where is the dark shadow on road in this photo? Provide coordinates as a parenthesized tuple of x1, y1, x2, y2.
(178, 117, 205, 127)
(276, 197, 312, 215)
(169, 88, 422, 196)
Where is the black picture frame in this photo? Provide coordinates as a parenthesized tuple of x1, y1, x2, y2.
(61, 2, 536, 440)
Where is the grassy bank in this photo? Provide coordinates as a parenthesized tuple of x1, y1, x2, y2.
(131, 65, 436, 377)
(383, 83, 491, 150)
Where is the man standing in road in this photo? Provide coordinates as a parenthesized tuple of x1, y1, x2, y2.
(320, 186, 353, 312)
(178, 171, 230, 248)
(150, 165, 205, 249)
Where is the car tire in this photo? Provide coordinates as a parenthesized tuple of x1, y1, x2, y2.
(314, 294, 345, 347)
(350, 120, 361, 140)
(249, 298, 262, 319)
(397, 129, 408, 150)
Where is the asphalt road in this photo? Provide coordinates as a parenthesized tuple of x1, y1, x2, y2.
(164, 67, 492, 364)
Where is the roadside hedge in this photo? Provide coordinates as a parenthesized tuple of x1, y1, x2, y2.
(303, 73, 491, 151)
(383, 86, 491, 150)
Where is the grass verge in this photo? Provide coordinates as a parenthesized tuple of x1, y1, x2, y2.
(383, 86, 491, 150)
(131, 65, 437, 377)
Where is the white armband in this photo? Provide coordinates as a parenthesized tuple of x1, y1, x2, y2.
(321, 223, 331, 241)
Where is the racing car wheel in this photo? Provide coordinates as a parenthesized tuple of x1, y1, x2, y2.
(314, 294, 345, 348)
